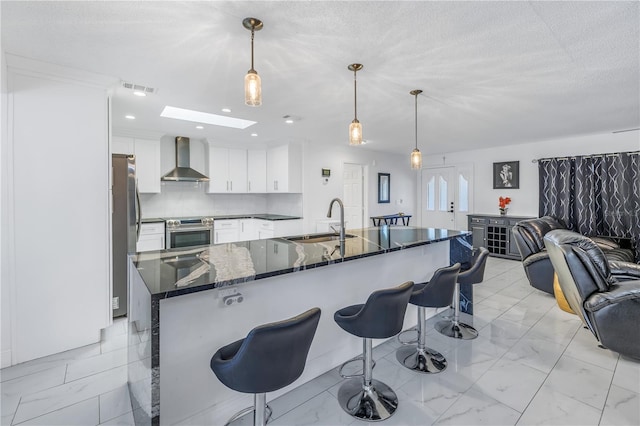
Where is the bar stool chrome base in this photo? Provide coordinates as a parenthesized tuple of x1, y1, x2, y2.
(396, 345, 447, 373)
(337, 378, 398, 421)
(223, 397, 272, 426)
(435, 320, 478, 340)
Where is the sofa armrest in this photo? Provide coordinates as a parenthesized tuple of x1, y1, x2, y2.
(584, 281, 640, 312)
(610, 261, 640, 281)
(522, 250, 549, 267)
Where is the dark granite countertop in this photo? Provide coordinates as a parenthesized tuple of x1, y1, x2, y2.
(213, 213, 302, 221)
(133, 227, 469, 299)
(141, 214, 301, 222)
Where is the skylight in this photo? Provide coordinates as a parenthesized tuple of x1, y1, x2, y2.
(160, 106, 256, 129)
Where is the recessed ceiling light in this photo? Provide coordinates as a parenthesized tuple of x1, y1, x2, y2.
(196, 125, 204, 129)
(222, 108, 231, 113)
(282, 114, 301, 124)
(161, 106, 255, 129)
(251, 133, 258, 137)
(133, 91, 146, 97)
(125, 115, 136, 120)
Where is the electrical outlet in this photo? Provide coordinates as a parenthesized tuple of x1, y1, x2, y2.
(112, 297, 119, 310)
(218, 287, 238, 298)
(223, 294, 244, 306)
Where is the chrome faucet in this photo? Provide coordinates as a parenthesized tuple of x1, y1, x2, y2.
(327, 197, 345, 245)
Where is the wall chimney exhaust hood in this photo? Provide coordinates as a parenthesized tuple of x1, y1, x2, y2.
(161, 136, 210, 182)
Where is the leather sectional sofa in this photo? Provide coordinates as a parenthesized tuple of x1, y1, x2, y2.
(511, 216, 636, 294)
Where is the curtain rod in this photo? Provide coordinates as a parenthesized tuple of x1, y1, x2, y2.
(532, 150, 639, 163)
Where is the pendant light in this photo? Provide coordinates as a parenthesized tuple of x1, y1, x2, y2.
(348, 63, 363, 145)
(243, 17, 263, 106)
(410, 89, 423, 169)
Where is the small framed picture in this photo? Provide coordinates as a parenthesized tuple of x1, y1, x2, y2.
(493, 161, 519, 189)
(378, 173, 390, 203)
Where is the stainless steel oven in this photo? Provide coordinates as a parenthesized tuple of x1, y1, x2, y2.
(165, 217, 214, 249)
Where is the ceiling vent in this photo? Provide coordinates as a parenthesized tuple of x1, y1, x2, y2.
(121, 81, 157, 95)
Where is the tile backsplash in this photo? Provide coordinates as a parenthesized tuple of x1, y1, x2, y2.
(140, 182, 303, 218)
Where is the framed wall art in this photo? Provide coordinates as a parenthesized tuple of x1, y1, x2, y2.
(378, 173, 390, 203)
(493, 161, 519, 189)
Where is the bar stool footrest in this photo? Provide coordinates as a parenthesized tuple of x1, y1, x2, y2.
(396, 327, 419, 346)
(224, 404, 273, 426)
(338, 356, 376, 379)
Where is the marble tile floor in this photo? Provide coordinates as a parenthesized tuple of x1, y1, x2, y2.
(2, 257, 639, 425)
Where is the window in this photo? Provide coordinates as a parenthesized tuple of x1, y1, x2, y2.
(438, 176, 448, 211)
(425, 177, 435, 210)
(458, 174, 469, 212)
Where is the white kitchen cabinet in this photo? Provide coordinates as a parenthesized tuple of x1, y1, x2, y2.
(247, 149, 267, 193)
(112, 136, 161, 193)
(266, 144, 302, 193)
(134, 139, 162, 193)
(111, 136, 161, 193)
(207, 147, 247, 193)
(136, 222, 165, 252)
(112, 136, 134, 155)
(255, 219, 302, 239)
(255, 220, 274, 239)
(214, 219, 239, 244)
(6, 56, 114, 364)
(238, 219, 256, 242)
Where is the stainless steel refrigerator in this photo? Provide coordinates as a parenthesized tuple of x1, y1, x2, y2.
(112, 154, 140, 318)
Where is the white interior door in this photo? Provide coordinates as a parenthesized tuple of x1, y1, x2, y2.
(420, 165, 473, 231)
(343, 163, 364, 230)
(421, 167, 456, 229)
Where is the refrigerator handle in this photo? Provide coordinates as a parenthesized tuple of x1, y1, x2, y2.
(135, 181, 142, 242)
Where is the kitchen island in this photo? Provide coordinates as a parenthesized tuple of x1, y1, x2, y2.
(128, 226, 472, 425)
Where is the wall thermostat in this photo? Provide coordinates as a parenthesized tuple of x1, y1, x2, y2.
(322, 168, 331, 184)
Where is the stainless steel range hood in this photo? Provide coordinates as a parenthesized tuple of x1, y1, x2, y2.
(161, 136, 209, 182)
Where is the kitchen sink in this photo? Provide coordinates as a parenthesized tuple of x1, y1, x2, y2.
(284, 233, 357, 244)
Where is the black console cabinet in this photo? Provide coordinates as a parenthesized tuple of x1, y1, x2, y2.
(467, 214, 534, 259)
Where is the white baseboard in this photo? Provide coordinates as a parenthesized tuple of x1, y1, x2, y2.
(1, 349, 12, 368)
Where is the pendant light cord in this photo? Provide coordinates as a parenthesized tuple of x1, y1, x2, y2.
(414, 93, 418, 149)
(353, 69, 358, 120)
(250, 29, 255, 71)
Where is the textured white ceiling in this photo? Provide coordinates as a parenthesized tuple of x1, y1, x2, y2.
(2, 1, 639, 155)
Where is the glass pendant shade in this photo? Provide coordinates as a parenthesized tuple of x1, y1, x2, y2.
(242, 18, 263, 107)
(410, 89, 424, 170)
(411, 148, 422, 169)
(348, 63, 363, 146)
(349, 119, 363, 145)
(244, 70, 261, 106)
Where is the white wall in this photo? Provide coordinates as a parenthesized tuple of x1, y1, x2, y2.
(1, 49, 11, 367)
(302, 144, 416, 232)
(424, 131, 640, 218)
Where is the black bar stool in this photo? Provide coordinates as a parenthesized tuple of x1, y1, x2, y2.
(334, 281, 414, 421)
(396, 264, 460, 374)
(436, 247, 489, 340)
(210, 308, 321, 426)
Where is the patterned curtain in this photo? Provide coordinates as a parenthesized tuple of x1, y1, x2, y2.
(539, 151, 640, 260)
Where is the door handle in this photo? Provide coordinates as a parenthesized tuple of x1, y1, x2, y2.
(448, 201, 455, 213)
